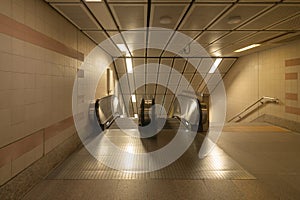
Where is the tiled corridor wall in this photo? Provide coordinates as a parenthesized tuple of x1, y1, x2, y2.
(224, 39, 300, 125)
(0, 0, 110, 187)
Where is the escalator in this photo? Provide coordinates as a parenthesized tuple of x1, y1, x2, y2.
(94, 95, 120, 130)
(172, 94, 208, 132)
(139, 97, 155, 127)
(94, 94, 208, 133)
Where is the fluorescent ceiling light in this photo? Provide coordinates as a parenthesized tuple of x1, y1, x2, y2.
(117, 44, 128, 52)
(126, 58, 133, 73)
(208, 58, 222, 74)
(131, 95, 136, 102)
(118, 43, 132, 73)
(234, 44, 261, 53)
(134, 114, 138, 118)
(117, 43, 131, 56)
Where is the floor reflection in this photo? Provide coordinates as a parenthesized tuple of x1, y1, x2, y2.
(47, 119, 254, 180)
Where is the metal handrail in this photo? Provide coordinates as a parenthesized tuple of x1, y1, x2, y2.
(228, 96, 279, 122)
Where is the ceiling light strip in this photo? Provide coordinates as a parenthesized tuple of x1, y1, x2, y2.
(126, 58, 133, 73)
(234, 44, 261, 53)
(208, 58, 222, 74)
(131, 94, 136, 103)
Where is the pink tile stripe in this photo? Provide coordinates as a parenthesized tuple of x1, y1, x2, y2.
(285, 73, 298, 80)
(286, 93, 298, 100)
(0, 131, 42, 168)
(0, 13, 84, 61)
(0, 117, 75, 168)
(285, 58, 300, 67)
(44, 117, 74, 141)
(285, 106, 300, 115)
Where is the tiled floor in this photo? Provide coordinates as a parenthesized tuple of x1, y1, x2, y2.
(23, 122, 300, 200)
(46, 133, 254, 180)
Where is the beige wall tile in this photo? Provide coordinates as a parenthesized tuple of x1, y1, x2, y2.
(11, 106, 25, 125)
(0, 90, 12, 109)
(0, 52, 13, 71)
(11, 0, 25, 24)
(11, 72, 25, 89)
(11, 55, 26, 73)
(23, 57, 37, 74)
(10, 122, 26, 143)
(36, 75, 51, 89)
(0, 34, 12, 53)
(0, 1, 11, 17)
(24, 0, 36, 28)
(12, 38, 25, 57)
(23, 73, 35, 89)
(10, 89, 25, 106)
(0, 71, 11, 91)
(0, 109, 10, 132)
(35, 60, 47, 75)
(23, 89, 36, 105)
(285, 80, 298, 93)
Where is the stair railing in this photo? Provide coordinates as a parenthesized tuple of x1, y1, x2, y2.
(227, 96, 279, 123)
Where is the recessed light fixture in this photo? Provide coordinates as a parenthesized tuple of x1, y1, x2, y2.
(131, 95, 136, 103)
(159, 16, 172, 25)
(134, 114, 138, 118)
(234, 44, 261, 53)
(208, 58, 222, 74)
(227, 16, 242, 25)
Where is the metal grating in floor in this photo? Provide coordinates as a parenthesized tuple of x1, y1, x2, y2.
(47, 122, 255, 180)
